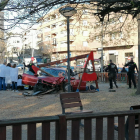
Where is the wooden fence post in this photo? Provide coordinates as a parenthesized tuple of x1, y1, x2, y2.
(0, 126, 6, 140)
(58, 115, 67, 140)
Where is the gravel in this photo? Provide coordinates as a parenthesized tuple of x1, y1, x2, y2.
(0, 82, 139, 140)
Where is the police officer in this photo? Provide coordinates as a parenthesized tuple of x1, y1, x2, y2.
(67, 66, 75, 76)
(105, 60, 118, 89)
(124, 58, 138, 89)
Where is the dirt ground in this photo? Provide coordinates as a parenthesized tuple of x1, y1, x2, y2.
(0, 82, 139, 140)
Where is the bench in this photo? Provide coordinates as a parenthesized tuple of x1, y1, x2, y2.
(60, 92, 93, 114)
(114, 105, 140, 140)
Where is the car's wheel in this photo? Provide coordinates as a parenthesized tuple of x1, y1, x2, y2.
(33, 83, 49, 92)
(29, 86, 33, 90)
(63, 83, 73, 92)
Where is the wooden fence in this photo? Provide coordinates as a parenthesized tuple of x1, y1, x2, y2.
(96, 72, 129, 83)
(1, 110, 140, 140)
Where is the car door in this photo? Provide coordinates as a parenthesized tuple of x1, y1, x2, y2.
(22, 71, 38, 86)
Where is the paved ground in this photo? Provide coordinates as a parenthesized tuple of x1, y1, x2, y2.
(0, 82, 139, 140)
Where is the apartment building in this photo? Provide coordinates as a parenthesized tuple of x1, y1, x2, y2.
(6, 36, 22, 63)
(22, 29, 42, 62)
(37, 4, 138, 67)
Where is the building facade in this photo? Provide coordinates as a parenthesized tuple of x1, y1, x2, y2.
(22, 28, 42, 62)
(6, 35, 22, 63)
(37, 4, 138, 67)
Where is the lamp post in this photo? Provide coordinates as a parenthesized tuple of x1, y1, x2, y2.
(101, 20, 103, 72)
(59, 6, 77, 92)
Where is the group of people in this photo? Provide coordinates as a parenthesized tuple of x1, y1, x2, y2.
(0, 61, 19, 92)
(105, 58, 138, 89)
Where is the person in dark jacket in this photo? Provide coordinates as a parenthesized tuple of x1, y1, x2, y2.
(23, 61, 35, 74)
(105, 60, 118, 89)
(121, 67, 127, 73)
(121, 67, 127, 81)
(124, 58, 138, 89)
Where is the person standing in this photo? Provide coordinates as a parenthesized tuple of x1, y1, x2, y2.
(0, 61, 6, 90)
(124, 58, 138, 89)
(11, 64, 19, 92)
(105, 60, 118, 89)
(121, 67, 127, 73)
(121, 67, 127, 81)
(5, 63, 12, 90)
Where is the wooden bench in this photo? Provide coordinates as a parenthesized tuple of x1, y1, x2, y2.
(114, 105, 140, 140)
(60, 92, 93, 114)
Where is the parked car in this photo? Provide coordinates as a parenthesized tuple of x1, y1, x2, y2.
(16, 64, 24, 70)
(74, 65, 90, 73)
(22, 67, 86, 92)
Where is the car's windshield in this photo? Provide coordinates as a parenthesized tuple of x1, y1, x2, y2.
(41, 67, 66, 77)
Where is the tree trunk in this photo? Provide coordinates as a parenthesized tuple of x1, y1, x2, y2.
(136, 14, 140, 94)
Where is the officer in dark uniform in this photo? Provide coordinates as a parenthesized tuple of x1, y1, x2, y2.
(23, 61, 35, 74)
(105, 60, 118, 89)
(124, 58, 138, 89)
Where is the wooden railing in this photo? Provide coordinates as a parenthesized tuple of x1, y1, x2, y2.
(96, 72, 128, 83)
(1, 110, 140, 140)
(0, 116, 59, 140)
(78, 72, 138, 84)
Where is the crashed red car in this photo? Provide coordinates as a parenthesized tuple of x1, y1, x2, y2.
(22, 67, 86, 92)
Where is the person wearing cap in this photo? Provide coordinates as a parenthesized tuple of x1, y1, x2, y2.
(124, 58, 138, 89)
(105, 60, 118, 89)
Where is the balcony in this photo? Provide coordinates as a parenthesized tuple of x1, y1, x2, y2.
(40, 16, 66, 27)
(57, 36, 75, 42)
(37, 33, 43, 38)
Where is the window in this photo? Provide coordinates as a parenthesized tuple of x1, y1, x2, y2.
(83, 41, 88, 47)
(125, 52, 133, 57)
(83, 10, 88, 15)
(60, 31, 67, 37)
(119, 32, 123, 38)
(45, 36, 50, 41)
(70, 29, 74, 35)
(60, 42, 67, 47)
(83, 20, 88, 26)
(119, 16, 123, 22)
(17, 41, 19, 43)
(83, 31, 88, 36)
(50, 69, 66, 77)
(52, 38, 57, 45)
(96, 36, 99, 40)
(40, 67, 51, 76)
(59, 22, 65, 27)
(51, 24, 56, 29)
(112, 34, 115, 40)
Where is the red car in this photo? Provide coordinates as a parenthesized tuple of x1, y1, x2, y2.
(22, 67, 86, 92)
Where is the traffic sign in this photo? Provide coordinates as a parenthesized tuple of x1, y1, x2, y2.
(31, 57, 34, 61)
(128, 57, 131, 60)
